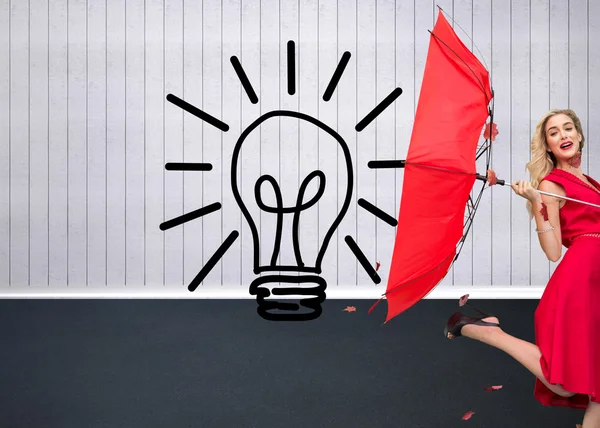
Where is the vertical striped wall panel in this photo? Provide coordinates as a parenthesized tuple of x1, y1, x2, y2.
(1, 0, 599, 297)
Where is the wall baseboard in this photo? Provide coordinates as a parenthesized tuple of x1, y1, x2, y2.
(0, 286, 545, 299)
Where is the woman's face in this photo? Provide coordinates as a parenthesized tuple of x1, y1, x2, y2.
(545, 113, 582, 162)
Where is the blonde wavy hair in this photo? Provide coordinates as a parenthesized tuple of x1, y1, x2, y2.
(524, 109, 585, 218)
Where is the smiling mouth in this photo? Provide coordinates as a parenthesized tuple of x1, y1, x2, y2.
(560, 142, 573, 150)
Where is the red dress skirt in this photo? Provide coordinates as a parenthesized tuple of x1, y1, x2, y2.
(533, 234, 600, 409)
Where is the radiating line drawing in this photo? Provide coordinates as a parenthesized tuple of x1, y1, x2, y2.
(164, 40, 403, 321)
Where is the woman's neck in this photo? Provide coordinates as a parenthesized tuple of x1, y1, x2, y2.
(555, 152, 583, 176)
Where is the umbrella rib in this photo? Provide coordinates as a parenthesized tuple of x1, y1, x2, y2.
(371, 159, 502, 185)
(403, 161, 477, 177)
(476, 141, 491, 160)
(456, 181, 487, 263)
(436, 6, 491, 72)
(427, 29, 490, 106)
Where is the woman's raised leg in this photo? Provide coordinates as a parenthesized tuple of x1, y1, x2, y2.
(582, 399, 600, 428)
(458, 316, 575, 398)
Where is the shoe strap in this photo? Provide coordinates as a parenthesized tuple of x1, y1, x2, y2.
(475, 319, 500, 328)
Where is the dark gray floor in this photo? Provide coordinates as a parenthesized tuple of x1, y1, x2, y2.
(0, 298, 585, 427)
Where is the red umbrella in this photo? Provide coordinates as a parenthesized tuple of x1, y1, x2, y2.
(369, 8, 499, 324)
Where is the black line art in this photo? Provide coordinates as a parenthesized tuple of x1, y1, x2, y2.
(367, 159, 405, 169)
(344, 235, 381, 284)
(165, 162, 213, 171)
(323, 51, 351, 101)
(159, 202, 221, 231)
(287, 41, 295, 95)
(231, 110, 353, 321)
(249, 275, 327, 321)
(163, 39, 404, 321)
(188, 231, 240, 292)
(357, 198, 398, 227)
(230, 56, 259, 104)
(355, 87, 403, 132)
(166, 94, 229, 131)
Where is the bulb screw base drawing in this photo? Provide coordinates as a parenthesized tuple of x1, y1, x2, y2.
(249, 275, 327, 321)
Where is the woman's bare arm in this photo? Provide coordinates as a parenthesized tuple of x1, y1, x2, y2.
(533, 179, 564, 262)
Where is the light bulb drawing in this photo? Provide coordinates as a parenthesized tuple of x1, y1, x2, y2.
(161, 40, 402, 321)
(231, 110, 352, 321)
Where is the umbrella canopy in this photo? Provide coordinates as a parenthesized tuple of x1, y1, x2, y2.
(380, 10, 493, 324)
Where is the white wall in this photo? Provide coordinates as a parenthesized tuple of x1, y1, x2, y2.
(1, 0, 599, 299)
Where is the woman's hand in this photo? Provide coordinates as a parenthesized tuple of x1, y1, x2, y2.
(511, 180, 542, 203)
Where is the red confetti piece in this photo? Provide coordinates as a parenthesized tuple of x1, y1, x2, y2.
(375, 261, 381, 271)
(462, 411, 475, 421)
(343, 306, 357, 312)
(483, 122, 499, 141)
(483, 385, 503, 392)
(540, 203, 549, 221)
(486, 169, 498, 186)
(459, 294, 470, 307)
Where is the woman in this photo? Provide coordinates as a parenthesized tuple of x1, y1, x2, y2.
(444, 109, 599, 426)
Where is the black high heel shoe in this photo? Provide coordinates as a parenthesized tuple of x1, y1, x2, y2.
(444, 306, 501, 339)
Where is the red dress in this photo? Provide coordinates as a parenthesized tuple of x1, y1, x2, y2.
(533, 168, 600, 409)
